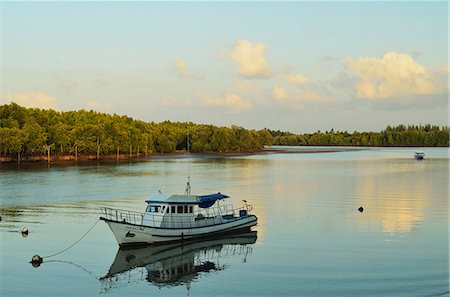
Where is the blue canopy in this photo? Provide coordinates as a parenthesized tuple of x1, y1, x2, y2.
(198, 193, 229, 208)
(145, 193, 229, 208)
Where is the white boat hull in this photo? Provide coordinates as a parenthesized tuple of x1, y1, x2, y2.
(101, 215, 257, 247)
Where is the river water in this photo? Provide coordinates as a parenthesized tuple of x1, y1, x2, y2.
(0, 147, 448, 296)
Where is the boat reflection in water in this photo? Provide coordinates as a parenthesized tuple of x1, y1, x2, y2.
(100, 231, 257, 292)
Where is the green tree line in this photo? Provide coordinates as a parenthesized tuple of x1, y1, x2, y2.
(0, 103, 273, 161)
(0, 103, 448, 162)
(270, 124, 449, 147)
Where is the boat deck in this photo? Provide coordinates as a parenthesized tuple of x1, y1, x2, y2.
(100, 204, 251, 229)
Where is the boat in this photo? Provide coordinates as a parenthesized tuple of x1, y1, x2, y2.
(100, 192, 257, 246)
(414, 151, 425, 160)
(100, 231, 257, 292)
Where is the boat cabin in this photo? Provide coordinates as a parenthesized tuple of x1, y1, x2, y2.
(142, 193, 232, 228)
(414, 151, 425, 160)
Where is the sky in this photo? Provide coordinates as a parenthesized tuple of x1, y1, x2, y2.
(1, 1, 448, 133)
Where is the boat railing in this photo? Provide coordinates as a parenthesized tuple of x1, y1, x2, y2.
(100, 203, 253, 229)
(100, 207, 145, 226)
(193, 203, 253, 219)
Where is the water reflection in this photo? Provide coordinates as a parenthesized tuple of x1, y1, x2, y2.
(100, 232, 257, 292)
(355, 170, 431, 235)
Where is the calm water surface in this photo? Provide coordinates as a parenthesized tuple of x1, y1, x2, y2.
(0, 147, 448, 296)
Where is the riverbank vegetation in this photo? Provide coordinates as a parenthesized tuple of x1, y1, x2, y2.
(270, 125, 449, 147)
(0, 103, 273, 162)
(0, 103, 448, 162)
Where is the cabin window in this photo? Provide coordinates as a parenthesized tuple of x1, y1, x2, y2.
(177, 205, 184, 213)
(146, 205, 161, 213)
(166, 206, 169, 214)
(189, 206, 193, 213)
(184, 205, 188, 213)
(171, 206, 175, 213)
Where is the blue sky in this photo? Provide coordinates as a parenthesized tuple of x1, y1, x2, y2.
(1, 1, 448, 133)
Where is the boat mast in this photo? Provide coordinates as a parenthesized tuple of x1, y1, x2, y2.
(185, 119, 191, 195)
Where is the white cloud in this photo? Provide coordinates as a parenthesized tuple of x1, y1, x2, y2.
(235, 80, 254, 91)
(2, 91, 58, 109)
(177, 58, 188, 77)
(198, 91, 251, 113)
(176, 58, 200, 79)
(229, 40, 270, 78)
(296, 88, 332, 102)
(272, 84, 332, 111)
(345, 52, 436, 99)
(286, 72, 310, 85)
(272, 87, 303, 110)
(273, 86, 287, 101)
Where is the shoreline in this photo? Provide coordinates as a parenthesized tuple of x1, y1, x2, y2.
(0, 145, 446, 165)
(0, 147, 360, 165)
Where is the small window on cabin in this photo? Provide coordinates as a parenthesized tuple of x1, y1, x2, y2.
(177, 205, 184, 213)
(160, 206, 165, 213)
(189, 206, 193, 213)
(146, 205, 151, 212)
(154, 206, 161, 213)
(184, 205, 188, 213)
(171, 206, 175, 213)
(166, 206, 170, 214)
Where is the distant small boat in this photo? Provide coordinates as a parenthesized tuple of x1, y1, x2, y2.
(414, 151, 425, 160)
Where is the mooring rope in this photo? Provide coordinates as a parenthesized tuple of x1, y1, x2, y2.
(45, 259, 98, 278)
(42, 218, 100, 259)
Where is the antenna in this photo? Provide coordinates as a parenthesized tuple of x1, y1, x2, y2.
(185, 115, 191, 195)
